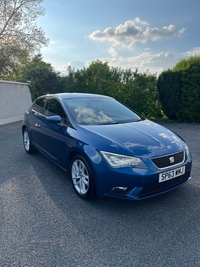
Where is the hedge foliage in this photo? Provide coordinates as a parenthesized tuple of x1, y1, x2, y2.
(157, 56, 200, 122)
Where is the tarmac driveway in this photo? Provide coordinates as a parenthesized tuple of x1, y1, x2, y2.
(0, 121, 199, 267)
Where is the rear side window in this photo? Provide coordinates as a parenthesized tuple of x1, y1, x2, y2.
(32, 97, 46, 114)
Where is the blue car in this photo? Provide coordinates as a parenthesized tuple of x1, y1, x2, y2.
(22, 93, 192, 200)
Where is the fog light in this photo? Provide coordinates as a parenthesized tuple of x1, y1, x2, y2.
(111, 187, 128, 191)
(108, 186, 131, 196)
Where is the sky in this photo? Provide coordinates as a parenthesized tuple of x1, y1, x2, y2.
(37, 0, 200, 75)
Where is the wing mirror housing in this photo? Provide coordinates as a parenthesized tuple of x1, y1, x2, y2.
(46, 115, 61, 124)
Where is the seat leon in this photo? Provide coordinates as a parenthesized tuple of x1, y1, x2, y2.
(22, 93, 192, 200)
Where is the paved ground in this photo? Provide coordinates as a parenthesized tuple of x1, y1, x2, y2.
(0, 121, 199, 267)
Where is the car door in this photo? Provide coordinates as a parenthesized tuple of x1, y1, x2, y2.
(38, 97, 71, 168)
(29, 97, 47, 148)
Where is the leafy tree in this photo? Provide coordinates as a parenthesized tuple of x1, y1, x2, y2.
(63, 61, 113, 95)
(20, 54, 63, 100)
(80, 60, 113, 95)
(61, 66, 88, 93)
(0, 0, 49, 76)
(120, 70, 159, 118)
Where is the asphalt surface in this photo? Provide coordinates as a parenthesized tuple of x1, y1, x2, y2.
(0, 121, 199, 267)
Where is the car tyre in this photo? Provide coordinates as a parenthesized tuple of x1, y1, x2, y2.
(23, 128, 37, 154)
(70, 154, 95, 200)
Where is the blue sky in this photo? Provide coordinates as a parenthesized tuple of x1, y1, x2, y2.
(37, 0, 200, 75)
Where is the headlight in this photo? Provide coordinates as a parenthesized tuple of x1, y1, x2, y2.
(100, 151, 148, 169)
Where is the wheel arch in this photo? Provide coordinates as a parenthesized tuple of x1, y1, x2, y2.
(67, 149, 95, 173)
(68, 150, 97, 199)
(22, 125, 26, 134)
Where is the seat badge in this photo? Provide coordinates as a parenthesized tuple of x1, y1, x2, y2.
(169, 156, 175, 164)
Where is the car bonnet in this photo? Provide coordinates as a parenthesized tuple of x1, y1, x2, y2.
(80, 120, 186, 158)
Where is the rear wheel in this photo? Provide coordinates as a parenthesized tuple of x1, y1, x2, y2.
(23, 128, 37, 154)
(70, 154, 95, 199)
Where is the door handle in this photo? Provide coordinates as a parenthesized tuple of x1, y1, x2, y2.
(35, 123, 41, 128)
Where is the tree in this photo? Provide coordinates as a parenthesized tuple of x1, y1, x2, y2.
(81, 60, 113, 95)
(63, 61, 114, 95)
(20, 54, 63, 100)
(0, 0, 49, 76)
(120, 69, 159, 118)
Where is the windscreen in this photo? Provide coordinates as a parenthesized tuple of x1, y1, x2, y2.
(64, 97, 142, 125)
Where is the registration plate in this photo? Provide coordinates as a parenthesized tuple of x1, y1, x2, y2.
(159, 166, 185, 183)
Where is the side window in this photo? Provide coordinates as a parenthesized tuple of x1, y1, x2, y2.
(32, 97, 46, 114)
(44, 98, 67, 123)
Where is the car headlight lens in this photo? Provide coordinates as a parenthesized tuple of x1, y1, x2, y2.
(100, 151, 148, 169)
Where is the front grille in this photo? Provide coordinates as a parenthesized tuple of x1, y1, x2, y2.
(139, 171, 190, 197)
(151, 151, 184, 169)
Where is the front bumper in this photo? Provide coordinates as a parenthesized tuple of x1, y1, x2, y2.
(94, 159, 192, 200)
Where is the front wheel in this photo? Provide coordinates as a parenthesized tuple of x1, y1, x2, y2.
(70, 154, 95, 200)
(23, 128, 37, 154)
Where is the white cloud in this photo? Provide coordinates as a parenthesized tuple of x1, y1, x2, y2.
(56, 60, 86, 75)
(179, 28, 186, 34)
(126, 51, 177, 73)
(96, 51, 179, 75)
(143, 25, 176, 40)
(56, 64, 69, 75)
(182, 47, 200, 57)
(108, 47, 118, 57)
(89, 18, 183, 48)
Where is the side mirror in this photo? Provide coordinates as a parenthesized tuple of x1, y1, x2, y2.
(46, 115, 61, 124)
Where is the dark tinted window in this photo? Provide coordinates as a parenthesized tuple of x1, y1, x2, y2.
(44, 98, 66, 122)
(32, 97, 46, 114)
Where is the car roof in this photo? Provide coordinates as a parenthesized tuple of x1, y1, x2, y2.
(40, 93, 112, 100)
